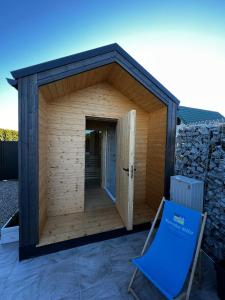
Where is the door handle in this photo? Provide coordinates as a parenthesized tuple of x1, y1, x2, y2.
(123, 167, 129, 176)
(123, 167, 136, 178)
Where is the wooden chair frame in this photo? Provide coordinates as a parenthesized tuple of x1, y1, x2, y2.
(128, 198, 207, 300)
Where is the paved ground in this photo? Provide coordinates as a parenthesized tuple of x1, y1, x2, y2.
(0, 231, 218, 300)
(0, 180, 18, 229)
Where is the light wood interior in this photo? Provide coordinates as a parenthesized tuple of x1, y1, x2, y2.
(38, 63, 167, 246)
(38, 187, 155, 246)
(146, 107, 167, 211)
(40, 63, 162, 112)
(41, 82, 151, 217)
(116, 110, 136, 230)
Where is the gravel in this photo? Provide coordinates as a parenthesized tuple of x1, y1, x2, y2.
(0, 180, 18, 229)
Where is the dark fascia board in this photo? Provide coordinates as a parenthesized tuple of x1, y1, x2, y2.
(11, 43, 117, 79)
(10, 43, 180, 105)
(113, 44, 180, 105)
(7, 78, 18, 89)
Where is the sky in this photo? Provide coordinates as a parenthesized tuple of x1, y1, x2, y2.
(1, 0, 225, 130)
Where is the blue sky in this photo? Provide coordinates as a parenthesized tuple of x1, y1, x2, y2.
(1, 0, 225, 129)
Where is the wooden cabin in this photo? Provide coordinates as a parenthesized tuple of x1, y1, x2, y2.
(8, 44, 179, 259)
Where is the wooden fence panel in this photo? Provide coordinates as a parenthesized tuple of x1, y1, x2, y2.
(0, 141, 18, 180)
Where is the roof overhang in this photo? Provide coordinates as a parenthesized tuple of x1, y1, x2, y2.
(7, 78, 18, 89)
(8, 43, 180, 106)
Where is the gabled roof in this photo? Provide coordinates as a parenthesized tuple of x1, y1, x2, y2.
(8, 43, 179, 105)
(178, 106, 225, 124)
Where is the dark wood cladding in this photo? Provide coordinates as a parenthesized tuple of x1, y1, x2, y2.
(12, 44, 118, 79)
(18, 74, 39, 248)
(164, 101, 177, 198)
(37, 53, 116, 86)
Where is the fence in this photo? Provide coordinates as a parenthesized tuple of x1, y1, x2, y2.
(175, 121, 225, 261)
(0, 141, 18, 180)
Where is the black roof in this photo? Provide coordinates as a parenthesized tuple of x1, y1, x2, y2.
(178, 106, 225, 124)
(9, 43, 180, 105)
(11, 44, 116, 79)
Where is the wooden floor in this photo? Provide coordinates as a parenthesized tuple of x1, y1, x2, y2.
(38, 187, 155, 246)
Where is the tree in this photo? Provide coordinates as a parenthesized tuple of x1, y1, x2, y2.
(0, 128, 18, 141)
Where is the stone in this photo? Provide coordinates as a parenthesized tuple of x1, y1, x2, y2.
(176, 122, 225, 261)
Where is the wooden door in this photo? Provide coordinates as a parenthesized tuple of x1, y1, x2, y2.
(116, 110, 136, 230)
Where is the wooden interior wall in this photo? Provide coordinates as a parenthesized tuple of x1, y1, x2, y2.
(39, 63, 163, 113)
(44, 82, 149, 216)
(38, 92, 47, 235)
(146, 106, 167, 212)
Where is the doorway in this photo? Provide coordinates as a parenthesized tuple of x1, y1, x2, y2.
(101, 126, 116, 201)
(85, 118, 117, 211)
(38, 112, 155, 247)
(85, 110, 137, 231)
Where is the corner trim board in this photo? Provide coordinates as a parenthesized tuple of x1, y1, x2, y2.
(18, 75, 39, 248)
(164, 102, 178, 198)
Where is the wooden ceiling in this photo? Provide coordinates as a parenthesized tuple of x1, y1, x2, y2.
(39, 63, 164, 112)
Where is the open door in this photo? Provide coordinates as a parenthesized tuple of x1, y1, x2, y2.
(116, 110, 136, 230)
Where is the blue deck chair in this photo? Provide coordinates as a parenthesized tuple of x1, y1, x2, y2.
(128, 198, 207, 300)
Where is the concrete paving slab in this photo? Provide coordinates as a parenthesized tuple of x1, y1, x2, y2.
(0, 232, 219, 300)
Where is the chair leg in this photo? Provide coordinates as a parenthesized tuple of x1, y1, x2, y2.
(195, 250, 203, 288)
(185, 213, 207, 300)
(128, 267, 138, 292)
(174, 291, 186, 300)
(128, 268, 143, 299)
(129, 287, 141, 300)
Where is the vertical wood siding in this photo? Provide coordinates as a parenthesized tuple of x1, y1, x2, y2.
(39, 92, 47, 235)
(41, 82, 149, 217)
(146, 106, 167, 211)
(18, 74, 39, 247)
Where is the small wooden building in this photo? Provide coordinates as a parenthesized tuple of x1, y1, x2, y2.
(8, 44, 179, 259)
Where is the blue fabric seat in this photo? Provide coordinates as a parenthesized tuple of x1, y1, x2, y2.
(132, 200, 202, 299)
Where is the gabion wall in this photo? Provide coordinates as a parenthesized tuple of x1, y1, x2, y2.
(175, 123, 225, 261)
